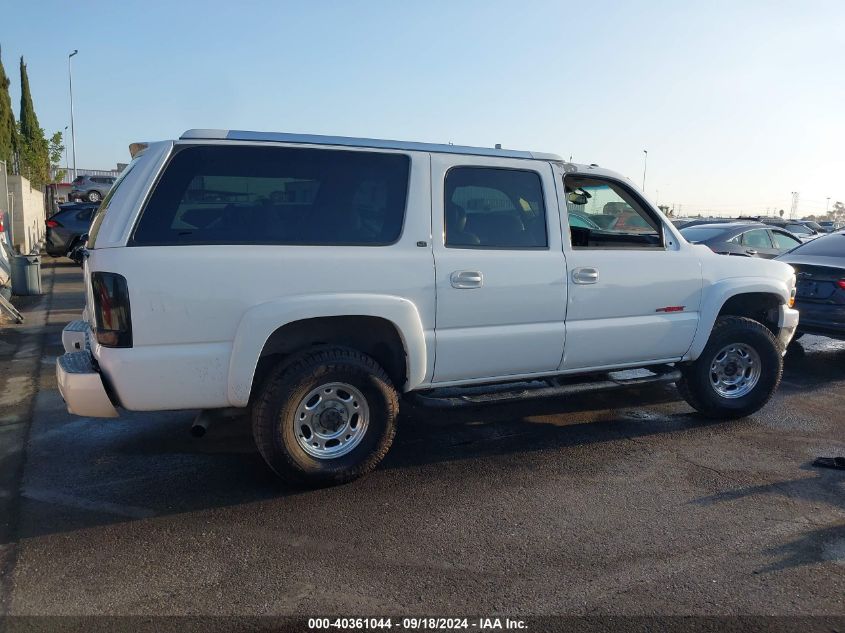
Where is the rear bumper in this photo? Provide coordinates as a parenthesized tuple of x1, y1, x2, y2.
(794, 301, 845, 339)
(56, 321, 119, 418)
(777, 305, 800, 352)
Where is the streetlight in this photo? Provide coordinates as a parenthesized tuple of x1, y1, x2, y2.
(827, 197, 831, 214)
(63, 125, 68, 180)
(68, 50, 78, 181)
(642, 150, 648, 191)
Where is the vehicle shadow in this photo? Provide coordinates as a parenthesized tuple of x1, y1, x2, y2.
(693, 464, 845, 573)
(781, 335, 845, 390)
(12, 378, 724, 543)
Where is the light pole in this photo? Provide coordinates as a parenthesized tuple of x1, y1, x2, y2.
(827, 197, 831, 215)
(63, 125, 69, 180)
(642, 150, 648, 191)
(68, 50, 78, 181)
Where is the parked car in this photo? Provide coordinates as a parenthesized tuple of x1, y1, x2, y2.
(817, 221, 842, 233)
(56, 129, 799, 486)
(67, 234, 88, 266)
(680, 222, 803, 258)
(45, 202, 99, 257)
(777, 232, 845, 340)
(69, 174, 116, 202)
(757, 218, 822, 242)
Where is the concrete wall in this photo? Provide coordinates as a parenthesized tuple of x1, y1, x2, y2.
(8, 175, 45, 255)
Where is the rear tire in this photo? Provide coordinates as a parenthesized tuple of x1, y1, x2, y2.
(252, 347, 399, 486)
(677, 316, 782, 419)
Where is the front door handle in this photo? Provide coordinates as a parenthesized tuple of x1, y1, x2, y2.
(572, 267, 599, 284)
(450, 270, 483, 289)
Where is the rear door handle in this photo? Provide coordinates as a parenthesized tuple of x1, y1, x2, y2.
(572, 267, 599, 284)
(450, 270, 483, 289)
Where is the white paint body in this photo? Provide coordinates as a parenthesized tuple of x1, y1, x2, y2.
(56, 132, 799, 416)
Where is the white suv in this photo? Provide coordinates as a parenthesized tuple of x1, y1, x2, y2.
(57, 129, 799, 485)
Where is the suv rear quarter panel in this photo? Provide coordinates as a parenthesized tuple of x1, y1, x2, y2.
(87, 144, 435, 410)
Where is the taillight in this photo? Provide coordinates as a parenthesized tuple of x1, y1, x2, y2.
(46, 218, 60, 228)
(0, 210, 5, 232)
(837, 280, 845, 290)
(91, 272, 133, 348)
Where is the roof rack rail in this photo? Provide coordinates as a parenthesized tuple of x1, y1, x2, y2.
(179, 129, 563, 161)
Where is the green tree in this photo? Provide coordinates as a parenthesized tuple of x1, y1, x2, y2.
(48, 131, 65, 183)
(828, 201, 845, 222)
(18, 56, 49, 188)
(0, 45, 16, 165)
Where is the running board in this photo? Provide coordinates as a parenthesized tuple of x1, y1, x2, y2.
(408, 365, 681, 408)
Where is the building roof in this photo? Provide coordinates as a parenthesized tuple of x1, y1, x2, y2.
(179, 129, 563, 161)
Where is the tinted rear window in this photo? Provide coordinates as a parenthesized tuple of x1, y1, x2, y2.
(680, 227, 730, 242)
(132, 145, 410, 246)
(787, 233, 845, 258)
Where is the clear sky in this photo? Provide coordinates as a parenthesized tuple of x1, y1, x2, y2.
(3, 0, 843, 216)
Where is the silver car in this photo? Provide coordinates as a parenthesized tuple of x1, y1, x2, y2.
(69, 174, 116, 202)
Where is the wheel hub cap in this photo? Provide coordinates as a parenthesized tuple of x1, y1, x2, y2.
(293, 382, 370, 459)
(709, 343, 762, 399)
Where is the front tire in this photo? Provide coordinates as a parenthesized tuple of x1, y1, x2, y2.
(677, 316, 782, 419)
(252, 347, 399, 486)
(87, 190, 102, 202)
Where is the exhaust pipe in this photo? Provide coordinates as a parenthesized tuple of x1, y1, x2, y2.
(191, 411, 212, 438)
(190, 408, 244, 438)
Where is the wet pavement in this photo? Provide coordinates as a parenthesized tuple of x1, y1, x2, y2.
(0, 260, 843, 617)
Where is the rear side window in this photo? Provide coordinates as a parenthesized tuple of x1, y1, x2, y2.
(87, 161, 137, 248)
(132, 145, 410, 246)
(444, 167, 547, 249)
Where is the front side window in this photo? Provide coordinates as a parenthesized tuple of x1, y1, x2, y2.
(563, 176, 663, 249)
(444, 167, 547, 248)
(132, 145, 410, 246)
(741, 229, 772, 248)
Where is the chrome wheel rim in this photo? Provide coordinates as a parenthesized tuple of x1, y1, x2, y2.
(709, 343, 761, 398)
(293, 382, 369, 459)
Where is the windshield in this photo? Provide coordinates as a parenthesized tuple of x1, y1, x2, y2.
(680, 226, 728, 242)
(786, 233, 845, 258)
(804, 221, 823, 231)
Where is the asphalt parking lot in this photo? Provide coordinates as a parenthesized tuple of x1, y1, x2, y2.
(0, 260, 843, 619)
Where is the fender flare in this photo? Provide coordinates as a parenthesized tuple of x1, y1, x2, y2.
(685, 276, 790, 360)
(226, 293, 428, 407)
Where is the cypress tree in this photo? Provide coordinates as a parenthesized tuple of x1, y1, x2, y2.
(0, 46, 16, 165)
(18, 56, 48, 187)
